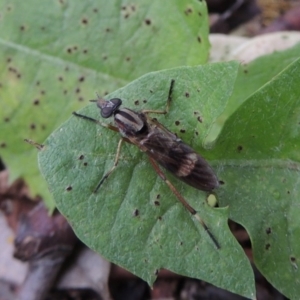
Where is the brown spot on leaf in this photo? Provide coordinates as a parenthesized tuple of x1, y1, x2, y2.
(81, 18, 88, 25)
(185, 8, 193, 15)
(66, 186, 72, 191)
(33, 99, 40, 105)
(145, 19, 151, 25)
(197, 36, 202, 43)
(0, 143, 6, 148)
(154, 201, 160, 206)
(134, 100, 139, 105)
(185, 92, 190, 98)
(79, 155, 84, 160)
(175, 121, 180, 126)
(133, 209, 139, 217)
(8, 67, 16, 73)
(197, 116, 203, 123)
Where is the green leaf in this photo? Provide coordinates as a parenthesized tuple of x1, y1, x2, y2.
(39, 62, 256, 298)
(0, 0, 210, 209)
(214, 57, 300, 299)
(206, 43, 300, 146)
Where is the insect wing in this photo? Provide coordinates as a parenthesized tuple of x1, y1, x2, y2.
(141, 124, 219, 191)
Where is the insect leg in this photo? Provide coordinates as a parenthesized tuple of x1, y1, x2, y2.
(142, 79, 175, 115)
(24, 139, 44, 150)
(93, 138, 125, 193)
(72, 112, 119, 133)
(73, 112, 132, 192)
(148, 157, 220, 249)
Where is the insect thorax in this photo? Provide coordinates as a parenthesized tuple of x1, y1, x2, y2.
(114, 108, 148, 137)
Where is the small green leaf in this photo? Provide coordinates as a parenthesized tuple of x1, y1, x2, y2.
(39, 62, 256, 298)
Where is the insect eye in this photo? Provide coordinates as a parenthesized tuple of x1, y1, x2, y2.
(110, 98, 122, 107)
(101, 107, 114, 118)
(98, 98, 122, 118)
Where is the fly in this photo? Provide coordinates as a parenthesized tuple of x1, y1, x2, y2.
(73, 80, 220, 248)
